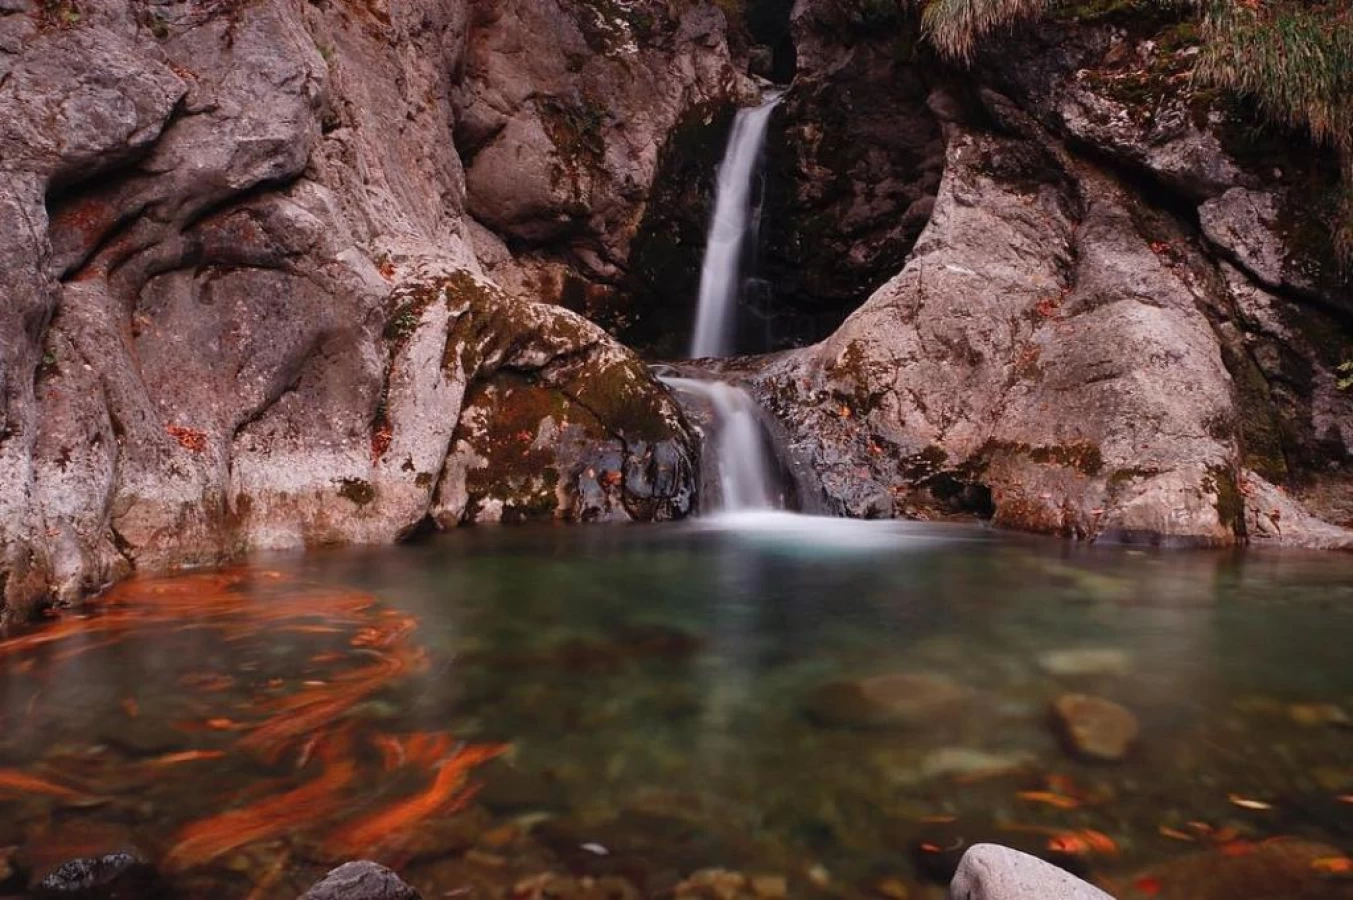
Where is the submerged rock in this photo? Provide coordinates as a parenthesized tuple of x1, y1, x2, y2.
(31, 852, 164, 900)
(299, 861, 422, 900)
(1037, 649, 1131, 678)
(1050, 694, 1140, 762)
(805, 673, 973, 729)
(949, 844, 1112, 900)
(1120, 839, 1353, 900)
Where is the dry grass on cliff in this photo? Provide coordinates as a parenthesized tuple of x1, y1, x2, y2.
(1196, 0, 1353, 264)
(918, 0, 1051, 62)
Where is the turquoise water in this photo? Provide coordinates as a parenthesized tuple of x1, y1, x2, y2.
(1, 516, 1351, 897)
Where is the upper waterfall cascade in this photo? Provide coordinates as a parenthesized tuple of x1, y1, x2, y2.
(688, 93, 782, 360)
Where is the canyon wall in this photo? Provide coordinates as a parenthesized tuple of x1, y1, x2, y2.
(0, 0, 744, 620)
(2, 0, 1351, 619)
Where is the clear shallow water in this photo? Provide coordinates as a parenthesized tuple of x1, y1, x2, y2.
(2, 518, 1352, 898)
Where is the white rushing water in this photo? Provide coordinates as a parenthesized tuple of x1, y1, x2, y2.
(688, 93, 782, 360)
(662, 377, 777, 511)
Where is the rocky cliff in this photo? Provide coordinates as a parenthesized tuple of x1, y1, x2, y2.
(2, 0, 1351, 620)
(732, 0, 1353, 547)
(0, 0, 743, 621)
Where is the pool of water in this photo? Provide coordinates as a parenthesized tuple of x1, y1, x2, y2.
(1, 515, 1351, 898)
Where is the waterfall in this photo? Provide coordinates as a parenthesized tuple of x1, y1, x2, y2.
(689, 93, 782, 360)
(662, 377, 778, 511)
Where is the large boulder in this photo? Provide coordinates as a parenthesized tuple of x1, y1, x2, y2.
(949, 844, 1113, 900)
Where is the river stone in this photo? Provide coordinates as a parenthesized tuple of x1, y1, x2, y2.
(31, 852, 164, 899)
(806, 674, 973, 728)
(1050, 694, 1139, 762)
(1037, 648, 1131, 678)
(298, 861, 422, 900)
(949, 844, 1113, 900)
(1119, 839, 1353, 900)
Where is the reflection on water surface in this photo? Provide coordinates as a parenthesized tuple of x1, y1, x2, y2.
(1, 519, 1351, 898)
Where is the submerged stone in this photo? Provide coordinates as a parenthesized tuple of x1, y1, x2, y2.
(299, 861, 422, 900)
(1050, 694, 1139, 762)
(1037, 648, 1131, 678)
(1120, 839, 1353, 900)
(805, 673, 973, 729)
(32, 852, 164, 900)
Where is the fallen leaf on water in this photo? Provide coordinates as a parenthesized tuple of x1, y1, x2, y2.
(1132, 876, 1162, 896)
(1017, 791, 1080, 809)
(1312, 857, 1353, 876)
(206, 717, 245, 731)
(1157, 825, 1194, 842)
(919, 815, 957, 824)
(164, 733, 357, 871)
(1046, 830, 1117, 856)
(372, 734, 406, 771)
(322, 742, 506, 858)
(1228, 793, 1274, 810)
(0, 769, 86, 799)
(149, 750, 228, 766)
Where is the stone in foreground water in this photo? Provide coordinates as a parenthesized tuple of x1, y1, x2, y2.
(32, 852, 165, 899)
(1050, 694, 1140, 762)
(299, 861, 422, 900)
(949, 844, 1113, 900)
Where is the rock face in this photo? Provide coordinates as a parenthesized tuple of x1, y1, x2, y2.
(949, 844, 1113, 900)
(737, 5, 1353, 545)
(0, 0, 736, 621)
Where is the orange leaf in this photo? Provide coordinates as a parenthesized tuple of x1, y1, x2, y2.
(1312, 857, 1353, 876)
(323, 742, 506, 858)
(1157, 825, 1194, 842)
(1132, 877, 1162, 896)
(0, 768, 86, 800)
(1017, 791, 1081, 809)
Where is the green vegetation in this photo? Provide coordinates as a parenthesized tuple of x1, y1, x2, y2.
(910, 0, 1353, 263)
(1196, 0, 1353, 265)
(39, 0, 82, 28)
